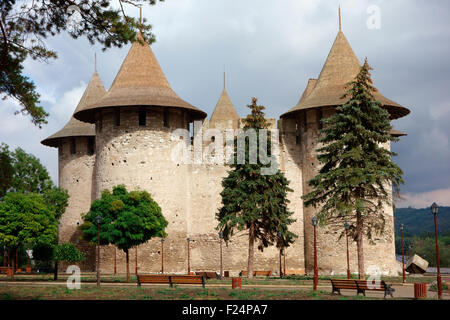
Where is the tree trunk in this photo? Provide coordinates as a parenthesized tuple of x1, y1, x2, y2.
(54, 261, 58, 281)
(356, 211, 365, 280)
(125, 249, 130, 283)
(10, 247, 16, 281)
(248, 222, 255, 279)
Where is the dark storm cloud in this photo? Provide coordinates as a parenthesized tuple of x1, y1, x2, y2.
(0, 0, 449, 208)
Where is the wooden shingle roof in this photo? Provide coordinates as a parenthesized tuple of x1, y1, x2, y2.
(74, 33, 206, 123)
(41, 71, 106, 148)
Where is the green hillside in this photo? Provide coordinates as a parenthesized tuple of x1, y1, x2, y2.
(394, 206, 450, 236)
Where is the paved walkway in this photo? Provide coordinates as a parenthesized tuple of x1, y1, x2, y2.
(0, 281, 448, 299)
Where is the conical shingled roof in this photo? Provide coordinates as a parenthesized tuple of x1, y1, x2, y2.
(281, 31, 410, 119)
(74, 33, 206, 123)
(41, 71, 106, 148)
(210, 89, 240, 124)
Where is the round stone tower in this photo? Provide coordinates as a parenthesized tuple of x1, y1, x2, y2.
(280, 24, 410, 276)
(74, 33, 207, 273)
(41, 69, 106, 271)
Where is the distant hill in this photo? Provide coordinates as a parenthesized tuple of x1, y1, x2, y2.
(394, 206, 450, 236)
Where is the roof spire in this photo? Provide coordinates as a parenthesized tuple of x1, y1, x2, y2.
(139, 5, 143, 24)
(94, 52, 97, 72)
(339, 5, 342, 31)
(223, 71, 226, 91)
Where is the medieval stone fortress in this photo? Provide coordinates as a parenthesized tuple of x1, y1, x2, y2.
(41, 17, 409, 276)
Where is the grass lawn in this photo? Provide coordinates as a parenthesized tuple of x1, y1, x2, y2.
(0, 284, 379, 300)
(0, 272, 438, 285)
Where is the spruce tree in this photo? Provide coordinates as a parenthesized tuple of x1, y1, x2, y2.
(302, 59, 404, 279)
(216, 97, 297, 278)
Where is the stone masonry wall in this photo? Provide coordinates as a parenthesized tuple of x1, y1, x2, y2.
(58, 137, 96, 271)
(92, 108, 304, 275)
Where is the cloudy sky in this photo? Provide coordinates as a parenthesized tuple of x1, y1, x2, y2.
(1, 0, 449, 209)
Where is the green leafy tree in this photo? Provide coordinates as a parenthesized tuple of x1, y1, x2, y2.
(1, 0, 164, 127)
(216, 97, 297, 278)
(80, 185, 168, 282)
(0, 144, 54, 194)
(9, 147, 54, 193)
(43, 187, 69, 221)
(52, 243, 86, 263)
(302, 59, 404, 279)
(0, 143, 13, 198)
(42, 187, 69, 280)
(0, 192, 58, 279)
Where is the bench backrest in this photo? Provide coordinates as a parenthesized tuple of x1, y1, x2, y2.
(354, 279, 386, 291)
(137, 275, 171, 283)
(171, 275, 204, 284)
(330, 279, 358, 289)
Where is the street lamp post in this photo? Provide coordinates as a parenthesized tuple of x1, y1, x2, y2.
(96, 215, 102, 287)
(114, 246, 117, 275)
(431, 202, 442, 299)
(400, 224, 406, 283)
(135, 246, 138, 275)
(219, 232, 223, 279)
(312, 217, 318, 291)
(344, 221, 350, 279)
(187, 237, 191, 275)
(161, 238, 165, 274)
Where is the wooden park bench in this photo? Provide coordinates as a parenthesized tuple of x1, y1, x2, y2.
(330, 279, 395, 298)
(0, 267, 13, 274)
(137, 274, 206, 288)
(195, 271, 219, 279)
(239, 270, 272, 277)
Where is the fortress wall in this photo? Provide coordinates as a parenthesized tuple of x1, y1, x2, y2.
(298, 108, 398, 276)
(93, 107, 192, 273)
(91, 112, 304, 275)
(278, 117, 305, 273)
(58, 136, 96, 271)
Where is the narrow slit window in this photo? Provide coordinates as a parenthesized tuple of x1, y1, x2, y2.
(98, 114, 103, 132)
(115, 109, 120, 127)
(317, 109, 323, 130)
(163, 109, 169, 128)
(58, 140, 63, 156)
(70, 138, 76, 154)
(139, 107, 147, 126)
(88, 137, 95, 155)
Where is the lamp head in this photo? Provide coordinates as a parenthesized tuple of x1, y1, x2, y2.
(96, 215, 102, 224)
(431, 202, 438, 215)
(312, 217, 318, 226)
(344, 221, 350, 230)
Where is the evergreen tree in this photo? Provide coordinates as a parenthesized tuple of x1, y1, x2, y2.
(302, 59, 404, 279)
(216, 97, 297, 278)
(80, 185, 168, 282)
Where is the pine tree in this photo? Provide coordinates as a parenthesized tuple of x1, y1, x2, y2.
(302, 59, 404, 279)
(216, 97, 297, 278)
